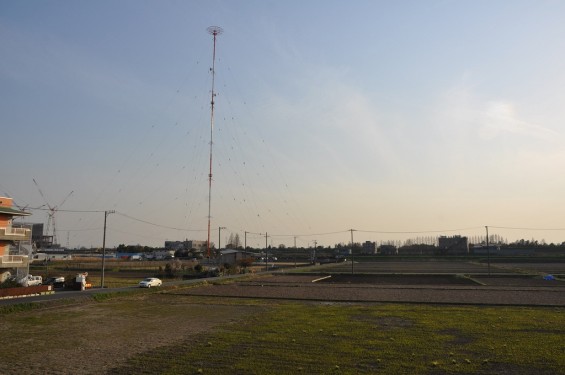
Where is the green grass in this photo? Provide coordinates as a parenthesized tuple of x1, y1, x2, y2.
(109, 301, 565, 374)
(0, 301, 46, 314)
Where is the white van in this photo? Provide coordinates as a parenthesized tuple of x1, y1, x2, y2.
(19, 275, 42, 287)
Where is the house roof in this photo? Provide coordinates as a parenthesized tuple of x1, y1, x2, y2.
(220, 249, 240, 255)
(0, 206, 31, 216)
(219, 249, 254, 255)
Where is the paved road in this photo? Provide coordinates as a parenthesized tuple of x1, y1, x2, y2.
(0, 286, 130, 306)
(0, 274, 234, 307)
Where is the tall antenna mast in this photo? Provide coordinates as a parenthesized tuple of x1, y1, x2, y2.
(206, 25, 223, 259)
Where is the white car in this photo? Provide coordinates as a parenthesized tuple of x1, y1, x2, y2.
(139, 277, 162, 288)
(19, 275, 43, 287)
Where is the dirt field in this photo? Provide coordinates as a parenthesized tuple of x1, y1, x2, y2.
(323, 260, 565, 275)
(168, 258, 565, 307)
(174, 273, 565, 306)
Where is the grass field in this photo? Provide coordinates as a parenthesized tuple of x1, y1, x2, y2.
(108, 299, 565, 374)
(6, 258, 562, 374)
(1, 290, 563, 374)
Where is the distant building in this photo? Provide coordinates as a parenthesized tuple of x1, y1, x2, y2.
(218, 249, 255, 266)
(13, 222, 50, 249)
(165, 240, 206, 251)
(164, 241, 184, 251)
(0, 197, 32, 278)
(362, 241, 376, 254)
(469, 245, 500, 255)
(32, 252, 73, 262)
(438, 235, 468, 255)
(116, 252, 143, 260)
(153, 250, 175, 260)
(379, 244, 398, 255)
(188, 240, 206, 250)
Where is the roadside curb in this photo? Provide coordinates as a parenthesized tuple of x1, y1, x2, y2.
(0, 290, 55, 300)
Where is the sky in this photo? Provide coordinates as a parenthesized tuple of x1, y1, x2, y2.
(2, 0, 565, 249)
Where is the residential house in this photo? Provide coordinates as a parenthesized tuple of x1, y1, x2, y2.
(0, 197, 32, 280)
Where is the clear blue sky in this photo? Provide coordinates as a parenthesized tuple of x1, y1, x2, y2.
(2, 1, 565, 248)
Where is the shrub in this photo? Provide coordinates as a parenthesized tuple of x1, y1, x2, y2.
(238, 258, 254, 268)
(164, 263, 174, 278)
(0, 279, 20, 289)
(164, 259, 184, 278)
(64, 274, 77, 289)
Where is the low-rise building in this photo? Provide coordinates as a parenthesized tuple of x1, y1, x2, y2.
(0, 197, 32, 279)
(218, 249, 255, 266)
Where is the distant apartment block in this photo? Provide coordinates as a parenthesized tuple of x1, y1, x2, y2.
(438, 235, 468, 255)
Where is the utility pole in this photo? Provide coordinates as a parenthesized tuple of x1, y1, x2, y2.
(294, 236, 297, 267)
(101, 210, 115, 288)
(264, 232, 268, 271)
(350, 229, 355, 274)
(205, 25, 223, 259)
(313, 240, 317, 264)
(244, 231, 247, 250)
(218, 226, 226, 253)
(485, 226, 490, 276)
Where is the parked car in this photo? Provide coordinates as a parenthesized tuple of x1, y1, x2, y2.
(43, 276, 65, 288)
(19, 275, 42, 287)
(139, 277, 162, 288)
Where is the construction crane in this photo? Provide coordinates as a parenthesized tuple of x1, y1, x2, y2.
(32, 178, 73, 247)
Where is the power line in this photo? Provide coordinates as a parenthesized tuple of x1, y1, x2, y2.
(115, 212, 206, 232)
(108, 227, 174, 242)
(56, 227, 101, 232)
(489, 226, 565, 231)
(29, 207, 105, 213)
(23, 203, 565, 236)
(24, 204, 565, 245)
(356, 227, 483, 234)
(269, 230, 350, 238)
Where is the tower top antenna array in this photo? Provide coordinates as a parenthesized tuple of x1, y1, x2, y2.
(207, 25, 223, 36)
(205, 25, 223, 259)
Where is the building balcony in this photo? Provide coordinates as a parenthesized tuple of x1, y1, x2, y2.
(0, 255, 29, 268)
(0, 227, 32, 241)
